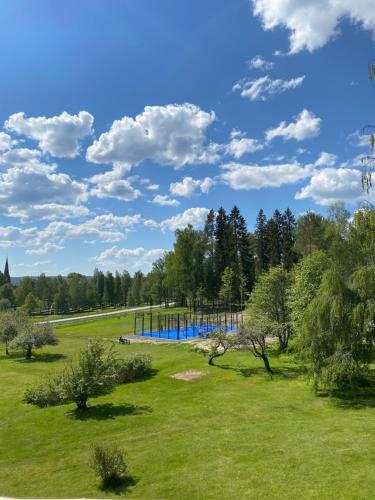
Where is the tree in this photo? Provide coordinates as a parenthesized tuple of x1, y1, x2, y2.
(93, 269, 105, 306)
(61, 341, 116, 410)
(288, 251, 330, 334)
(295, 211, 328, 257)
(103, 272, 115, 306)
(127, 271, 144, 306)
(255, 209, 268, 275)
(246, 266, 292, 352)
(301, 268, 375, 391)
(15, 277, 34, 306)
(281, 208, 297, 270)
(114, 271, 122, 305)
(4, 258, 11, 283)
(0, 310, 20, 355)
(219, 267, 236, 309)
(205, 329, 236, 365)
(0, 283, 15, 306)
(67, 273, 88, 310)
(266, 210, 283, 268)
(203, 209, 217, 302)
(121, 271, 132, 306)
(54, 278, 70, 314)
(21, 292, 41, 315)
(237, 317, 274, 373)
(9, 317, 58, 359)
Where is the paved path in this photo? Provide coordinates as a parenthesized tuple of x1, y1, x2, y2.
(40, 303, 173, 325)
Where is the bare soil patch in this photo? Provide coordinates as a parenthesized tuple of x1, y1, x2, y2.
(170, 370, 208, 381)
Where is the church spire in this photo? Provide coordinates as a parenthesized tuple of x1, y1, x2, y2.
(4, 258, 10, 283)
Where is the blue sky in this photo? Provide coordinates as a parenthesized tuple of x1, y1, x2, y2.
(0, 0, 374, 276)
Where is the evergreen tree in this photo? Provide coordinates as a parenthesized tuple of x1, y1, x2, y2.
(114, 271, 122, 305)
(203, 209, 217, 302)
(214, 207, 231, 285)
(281, 208, 297, 270)
(103, 272, 115, 306)
(121, 271, 131, 305)
(255, 209, 268, 275)
(93, 269, 105, 306)
(266, 210, 283, 268)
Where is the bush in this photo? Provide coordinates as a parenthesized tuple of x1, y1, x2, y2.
(114, 353, 152, 384)
(90, 444, 127, 483)
(24, 376, 64, 407)
(320, 350, 367, 392)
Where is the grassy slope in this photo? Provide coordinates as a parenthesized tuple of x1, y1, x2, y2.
(1, 314, 375, 499)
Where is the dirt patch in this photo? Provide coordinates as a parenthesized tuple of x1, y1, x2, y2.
(170, 370, 208, 381)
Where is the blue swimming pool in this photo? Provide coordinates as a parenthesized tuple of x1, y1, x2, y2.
(135, 323, 237, 340)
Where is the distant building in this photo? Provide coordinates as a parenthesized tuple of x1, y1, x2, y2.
(4, 258, 11, 283)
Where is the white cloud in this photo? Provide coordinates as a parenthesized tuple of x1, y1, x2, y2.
(170, 176, 214, 197)
(152, 194, 180, 206)
(0, 132, 13, 153)
(295, 167, 370, 205)
(233, 75, 304, 101)
(86, 103, 218, 170)
(226, 137, 264, 158)
(160, 207, 210, 231)
(0, 225, 38, 248)
(147, 183, 160, 191)
(90, 179, 141, 202)
(26, 243, 64, 255)
(221, 162, 314, 190)
(266, 109, 321, 142)
(5, 111, 94, 158)
(247, 55, 274, 70)
(252, 0, 375, 54)
(314, 152, 337, 167)
(0, 152, 88, 222)
(91, 246, 165, 274)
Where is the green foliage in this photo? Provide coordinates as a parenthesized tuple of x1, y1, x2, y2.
(0, 309, 21, 354)
(320, 350, 367, 393)
(288, 251, 330, 333)
(0, 298, 11, 311)
(204, 329, 236, 366)
(60, 341, 116, 410)
(9, 320, 58, 359)
(114, 353, 152, 383)
(294, 211, 328, 257)
(24, 376, 65, 407)
(247, 266, 292, 351)
(236, 319, 273, 373)
(89, 444, 127, 484)
(301, 269, 375, 390)
(20, 292, 41, 315)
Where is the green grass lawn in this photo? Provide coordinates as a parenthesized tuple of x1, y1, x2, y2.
(1, 313, 375, 499)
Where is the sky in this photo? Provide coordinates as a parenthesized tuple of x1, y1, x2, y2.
(0, 0, 374, 276)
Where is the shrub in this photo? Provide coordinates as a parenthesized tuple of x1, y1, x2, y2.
(114, 353, 152, 384)
(320, 350, 367, 392)
(90, 444, 127, 483)
(24, 376, 64, 407)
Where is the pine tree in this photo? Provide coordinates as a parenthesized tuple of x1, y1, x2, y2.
(214, 207, 231, 286)
(255, 209, 268, 275)
(266, 209, 283, 267)
(281, 208, 297, 270)
(203, 209, 217, 302)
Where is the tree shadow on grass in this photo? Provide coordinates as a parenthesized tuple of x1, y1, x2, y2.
(16, 353, 66, 363)
(319, 375, 375, 409)
(69, 402, 152, 421)
(214, 362, 306, 380)
(126, 368, 159, 384)
(99, 475, 138, 495)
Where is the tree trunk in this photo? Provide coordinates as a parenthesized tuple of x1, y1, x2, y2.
(261, 354, 272, 373)
(25, 346, 32, 359)
(5, 344, 9, 356)
(208, 356, 214, 366)
(76, 397, 88, 410)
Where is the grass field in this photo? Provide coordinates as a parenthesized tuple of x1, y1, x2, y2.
(1, 312, 375, 499)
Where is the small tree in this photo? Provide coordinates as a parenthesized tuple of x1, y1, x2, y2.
(9, 320, 58, 359)
(90, 444, 127, 485)
(205, 329, 236, 366)
(21, 292, 41, 315)
(219, 267, 236, 309)
(237, 317, 274, 373)
(0, 310, 20, 355)
(247, 266, 292, 352)
(61, 341, 116, 410)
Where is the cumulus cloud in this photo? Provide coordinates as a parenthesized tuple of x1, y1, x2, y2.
(5, 111, 94, 157)
(247, 55, 274, 70)
(0, 132, 13, 153)
(295, 167, 370, 205)
(233, 75, 304, 101)
(26, 243, 65, 255)
(152, 194, 180, 206)
(170, 177, 214, 197)
(160, 207, 210, 231)
(91, 246, 165, 274)
(221, 162, 314, 190)
(86, 103, 218, 170)
(252, 0, 375, 54)
(266, 109, 321, 142)
(0, 151, 88, 222)
(90, 179, 141, 202)
(314, 152, 337, 167)
(226, 136, 264, 158)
